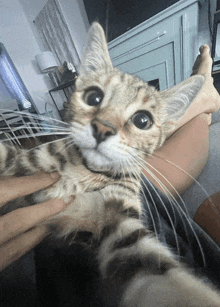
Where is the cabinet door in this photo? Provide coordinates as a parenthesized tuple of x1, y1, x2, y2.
(108, 0, 199, 90)
(115, 43, 174, 91)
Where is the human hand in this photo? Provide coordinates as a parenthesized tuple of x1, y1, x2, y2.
(0, 172, 73, 271)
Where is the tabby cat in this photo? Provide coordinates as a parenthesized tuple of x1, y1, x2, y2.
(1, 23, 220, 306)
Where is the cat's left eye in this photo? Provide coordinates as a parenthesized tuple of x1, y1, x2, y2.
(84, 87, 104, 106)
(131, 111, 153, 130)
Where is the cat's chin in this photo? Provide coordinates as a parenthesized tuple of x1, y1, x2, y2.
(81, 148, 118, 172)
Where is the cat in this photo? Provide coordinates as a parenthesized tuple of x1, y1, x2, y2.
(1, 22, 220, 306)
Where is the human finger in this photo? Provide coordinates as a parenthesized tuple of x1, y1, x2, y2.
(0, 172, 60, 206)
(0, 196, 74, 245)
(0, 225, 48, 272)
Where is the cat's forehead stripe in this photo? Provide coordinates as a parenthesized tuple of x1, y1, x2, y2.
(124, 85, 151, 110)
(101, 74, 129, 106)
(142, 94, 151, 105)
(104, 74, 115, 87)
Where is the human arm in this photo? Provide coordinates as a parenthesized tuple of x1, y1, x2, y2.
(143, 113, 209, 197)
(143, 44, 220, 197)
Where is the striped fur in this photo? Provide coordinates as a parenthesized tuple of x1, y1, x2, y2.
(0, 22, 220, 305)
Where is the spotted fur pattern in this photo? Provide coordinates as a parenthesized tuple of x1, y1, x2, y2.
(1, 22, 220, 306)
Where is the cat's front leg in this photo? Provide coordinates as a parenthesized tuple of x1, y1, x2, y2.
(39, 191, 106, 240)
(96, 198, 220, 307)
(121, 268, 220, 307)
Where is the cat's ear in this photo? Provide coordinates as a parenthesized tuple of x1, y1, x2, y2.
(79, 22, 113, 75)
(161, 75, 204, 121)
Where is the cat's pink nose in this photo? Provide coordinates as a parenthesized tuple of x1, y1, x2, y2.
(91, 120, 116, 145)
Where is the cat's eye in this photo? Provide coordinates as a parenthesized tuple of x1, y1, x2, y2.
(131, 111, 153, 130)
(84, 87, 104, 106)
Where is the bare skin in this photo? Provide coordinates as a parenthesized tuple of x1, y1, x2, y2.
(177, 45, 220, 128)
(144, 45, 220, 196)
(0, 172, 73, 271)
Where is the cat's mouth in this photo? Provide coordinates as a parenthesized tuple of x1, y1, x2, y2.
(81, 147, 114, 171)
(71, 126, 132, 171)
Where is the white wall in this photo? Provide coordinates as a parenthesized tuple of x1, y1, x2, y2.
(18, 0, 48, 51)
(18, 0, 48, 28)
(0, 0, 54, 114)
(0, 0, 89, 116)
(18, 0, 89, 59)
(57, 0, 89, 59)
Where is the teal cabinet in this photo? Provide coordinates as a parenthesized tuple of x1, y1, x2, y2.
(108, 0, 200, 90)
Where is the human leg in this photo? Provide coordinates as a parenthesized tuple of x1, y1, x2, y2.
(176, 45, 220, 129)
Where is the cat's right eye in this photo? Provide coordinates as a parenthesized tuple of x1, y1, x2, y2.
(84, 87, 104, 106)
(131, 111, 153, 130)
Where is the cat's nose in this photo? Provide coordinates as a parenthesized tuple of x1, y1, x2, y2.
(91, 120, 116, 145)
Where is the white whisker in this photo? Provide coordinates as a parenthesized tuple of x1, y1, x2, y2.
(132, 147, 191, 216)
(134, 155, 206, 265)
(129, 154, 180, 253)
(19, 136, 72, 157)
(0, 109, 69, 127)
(0, 131, 73, 143)
(153, 154, 216, 214)
(0, 124, 70, 132)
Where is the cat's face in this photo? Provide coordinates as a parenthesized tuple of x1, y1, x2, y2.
(66, 23, 204, 174)
(68, 69, 166, 173)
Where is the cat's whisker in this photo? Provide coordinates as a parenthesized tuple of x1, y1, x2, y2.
(42, 135, 76, 157)
(63, 139, 88, 161)
(152, 153, 216, 214)
(141, 172, 181, 254)
(3, 132, 21, 146)
(113, 146, 162, 240)
(131, 147, 191, 216)
(0, 124, 71, 133)
(128, 155, 176, 247)
(0, 131, 73, 143)
(123, 162, 141, 207)
(137, 155, 184, 214)
(0, 109, 72, 144)
(138, 153, 210, 264)
(129, 166, 157, 217)
(107, 145, 140, 198)
(21, 135, 72, 156)
(23, 122, 71, 131)
(142, 167, 190, 257)
(138, 172, 162, 231)
(0, 109, 70, 127)
(134, 156, 206, 265)
(135, 157, 188, 222)
(129, 154, 197, 254)
(129, 165, 169, 265)
(58, 138, 75, 154)
(132, 146, 208, 220)
(117, 158, 153, 247)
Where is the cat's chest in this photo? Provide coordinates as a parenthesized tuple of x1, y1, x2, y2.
(35, 166, 141, 216)
(39, 182, 142, 238)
